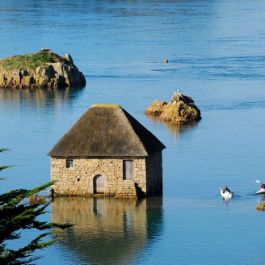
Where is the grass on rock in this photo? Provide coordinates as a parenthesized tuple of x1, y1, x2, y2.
(0, 51, 62, 71)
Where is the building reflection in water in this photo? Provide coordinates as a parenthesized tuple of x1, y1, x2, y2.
(52, 197, 163, 265)
(0, 87, 84, 108)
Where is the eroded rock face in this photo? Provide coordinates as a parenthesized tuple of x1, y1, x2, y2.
(0, 49, 86, 89)
(145, 92, 201, 124)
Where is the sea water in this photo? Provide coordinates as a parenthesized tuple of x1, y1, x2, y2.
(1, 0, 265, 264)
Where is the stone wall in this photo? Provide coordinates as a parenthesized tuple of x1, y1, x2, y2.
(146, 152, 163, 196)
(51, 157, 146, 198)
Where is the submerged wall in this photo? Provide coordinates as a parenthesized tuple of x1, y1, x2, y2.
(146, 152, 163, 196)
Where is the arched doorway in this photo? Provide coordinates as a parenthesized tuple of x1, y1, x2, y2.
(93, 175, 104, 194)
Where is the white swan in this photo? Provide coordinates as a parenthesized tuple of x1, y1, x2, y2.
(220, 187, 233, 200)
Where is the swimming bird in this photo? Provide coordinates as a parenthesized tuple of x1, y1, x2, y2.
(220, 186, 233, 200)
(255, 180, 265, 194)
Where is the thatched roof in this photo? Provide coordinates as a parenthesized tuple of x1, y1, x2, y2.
(49, 104, 165, 157)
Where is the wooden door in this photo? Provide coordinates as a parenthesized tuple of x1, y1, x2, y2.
(94, 175, 104, 194)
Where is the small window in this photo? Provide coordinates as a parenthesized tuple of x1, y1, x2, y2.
(123, 160, 134, 180)
(66, 159, 73, 168)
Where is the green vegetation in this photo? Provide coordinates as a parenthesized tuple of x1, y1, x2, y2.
(0, 51, 61, 71)
(0, 148, 54, 265)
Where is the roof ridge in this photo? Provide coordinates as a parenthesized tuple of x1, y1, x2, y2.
(91, 104, 120, 108)
(118, 108, 148, 156)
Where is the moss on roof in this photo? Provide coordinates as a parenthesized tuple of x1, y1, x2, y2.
(91, 104, 120, 108)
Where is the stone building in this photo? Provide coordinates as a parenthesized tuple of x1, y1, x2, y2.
(49, 104, 165, 198)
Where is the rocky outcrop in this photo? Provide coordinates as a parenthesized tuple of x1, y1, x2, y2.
(145, 92, 201, 124)
(0, 49, 86, 89)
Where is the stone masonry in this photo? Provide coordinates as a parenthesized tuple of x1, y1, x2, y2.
(51, 157, 148, 198)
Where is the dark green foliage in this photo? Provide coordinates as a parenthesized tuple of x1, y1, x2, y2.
(0, 149, 55, 265)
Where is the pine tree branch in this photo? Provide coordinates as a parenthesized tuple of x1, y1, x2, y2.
(0, 149, 56, 265)
(0, 166, 10, 172)
(0, 233, 56, 265)
(0, 182, 52, 209)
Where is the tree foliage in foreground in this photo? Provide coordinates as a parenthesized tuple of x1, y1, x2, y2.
(0, 148, 54, 265)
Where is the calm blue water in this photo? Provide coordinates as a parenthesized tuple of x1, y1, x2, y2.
(1, 0, 265, 264)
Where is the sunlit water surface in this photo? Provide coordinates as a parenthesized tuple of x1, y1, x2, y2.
(1, 0, 265, 264)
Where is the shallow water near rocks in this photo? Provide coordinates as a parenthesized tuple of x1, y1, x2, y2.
(1, 0, 265, 264)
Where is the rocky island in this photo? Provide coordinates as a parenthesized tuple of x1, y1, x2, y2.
(145, 92, 201, 125)
(0, 49, 86, 89)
